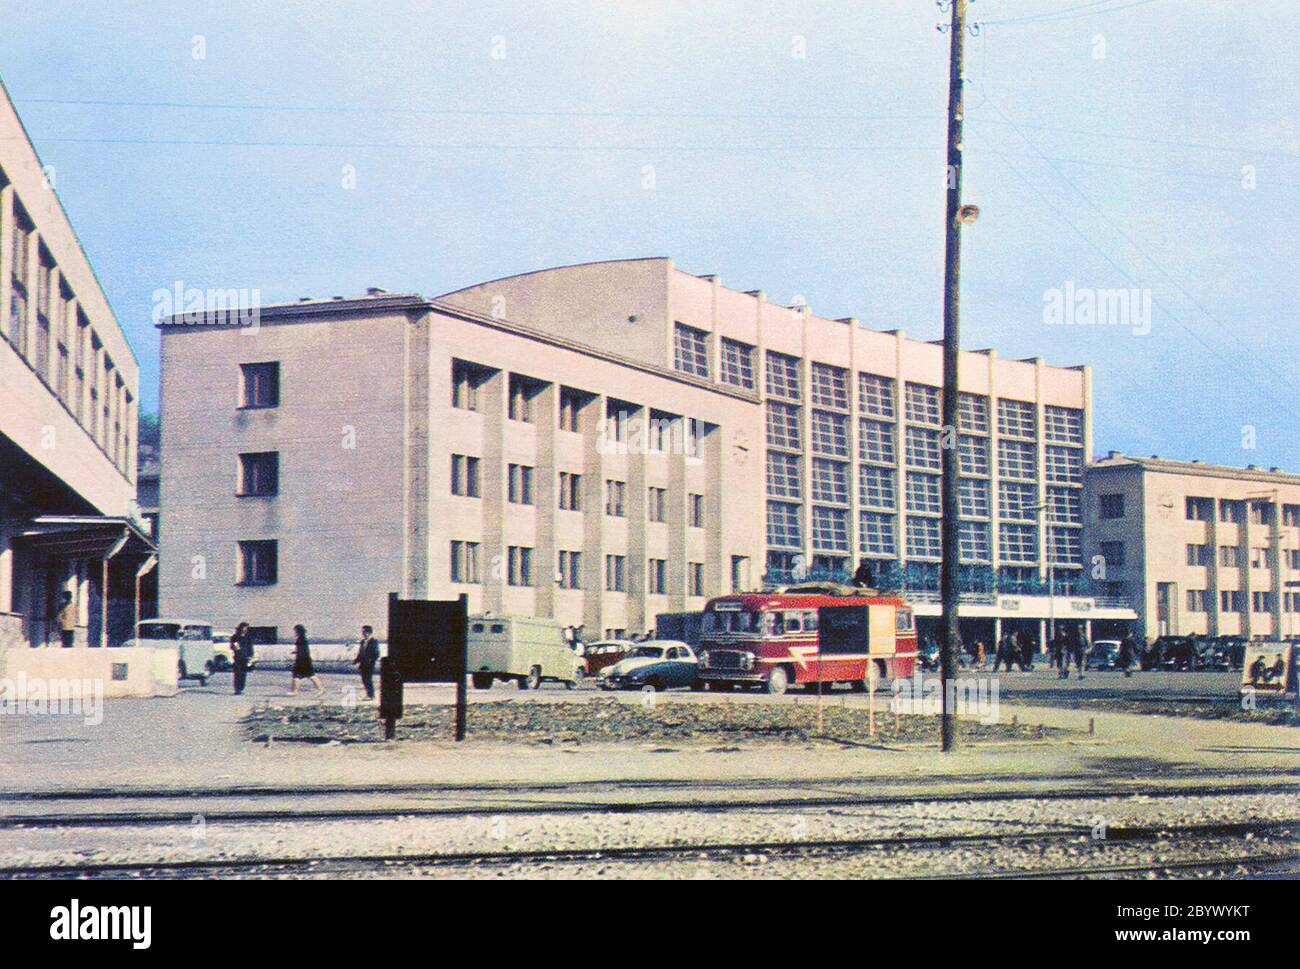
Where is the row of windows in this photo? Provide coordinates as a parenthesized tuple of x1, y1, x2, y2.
(451, 543, 705, 596)
(1188, 589, 1291, 614)
(1186, 495, 1296, 526)
(3, 173, 134, 477)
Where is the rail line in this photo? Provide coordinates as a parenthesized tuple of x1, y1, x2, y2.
(5, 818, 1298, 880)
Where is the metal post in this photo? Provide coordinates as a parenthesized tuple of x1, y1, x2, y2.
(100, 558, 108, 647)
(454, 593, 468, 742)
(938, 0, 969, 752)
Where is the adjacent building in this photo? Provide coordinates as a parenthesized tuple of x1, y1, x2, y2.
(159, 258, 1125, 643)
(0, 78, 152, 656)
(1084, 454, 1300, 641)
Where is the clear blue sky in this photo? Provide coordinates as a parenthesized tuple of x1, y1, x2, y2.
(3, 0, 1296, 468)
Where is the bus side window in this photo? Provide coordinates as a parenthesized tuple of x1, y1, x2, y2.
(896, 609, 913, 632)
(784, 612, 801, 633)
(769, 613, 786, 635)
(803, 610, 818, 631)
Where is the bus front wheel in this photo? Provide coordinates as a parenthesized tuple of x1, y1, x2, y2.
(766, 666, 790, 696)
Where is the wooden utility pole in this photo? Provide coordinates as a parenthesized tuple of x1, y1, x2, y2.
(939, 0, 970, 752)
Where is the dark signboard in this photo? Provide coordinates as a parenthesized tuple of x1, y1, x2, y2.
(817, 605, 870, 656)
(386, 593, 467, 684)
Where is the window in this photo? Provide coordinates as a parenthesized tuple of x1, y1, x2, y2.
(1251, 546, 1275, 570)
(858, 373, 895, 418)
(451, 455, 481, 497)
(558, 387, 585, 431)
(860, 512, 896, 556)
(507, 464, 534, 505)
(1099, 541, 1125, 568)
(1249, 501, 1274, 526)
(237, 540, 278, 585)
(959, 521, 990, 562)
(507, 546, 533, 586)
(508, 374, 542, 422)
(689, 493, 704, 528)
(240, 362, 279, 408)
(731, 555, 750, 593)
(1186, 496, 1213, 521)
(958, 435, 989, 476)
(1221, 590, 1245, 613)
(238, 452, 279, 497)
(906, 516, 941, 560)
(1044, 446, 1082, 485)
(958, 393, 989, 434)
(811, 410, 848, 457)
(1284, 504, 1300, 528)
(959, 477, 990, 519)
(1000, 482, 1038, 522)
(673, 323, 710, 377)
(1220, 499, 1245, 524)
(1046, 486, 1081, 525)
(558, 550, 582, 589)
(906, 472, 941, 515)
(766, 402, 801, 450)
(1220, 545, 1242, 568)
(811, 506, 849, 552)
(720, 337, 755, 388)
(811, 459, 848, 504)
(999, 524, 1038, 564)
(904, 383, 941, 426)
(1253, 591, 1275, 613)
(767, 501, 802, 549)
(766, 451, 801, 498)
(810, 362, 848, 410)
(905, 426, 942, 471)
(451, 541, 481, 583)
(604, 554, 626, 592)
(998, 439, 1036, 481)
(1099, 493, 1125, 519)
(997, 398, 1036, 438)
(605, 480, 626, 517)
(647, 486, 668, 523)
(1186, 543, 1211, 567)
(765, 351, 801, 400)
(451, 360, 486, 410)
(860, 466, 896, 510)
(688, 562, 705, 597)
(1048, 527, 1081, 566)
(558, 471, 582, 511)
(1289, 549, 1300, 570)
(647, 558, 667, 594)
(860, 419, 896, 465)
(1044, 406, 1084, 446)
(1186, 590, 1210, 613)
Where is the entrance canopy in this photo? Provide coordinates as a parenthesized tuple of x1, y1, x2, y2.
(18, 515, 156, 560)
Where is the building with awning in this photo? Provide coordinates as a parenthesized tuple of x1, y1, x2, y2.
(0, 77, 150, 656)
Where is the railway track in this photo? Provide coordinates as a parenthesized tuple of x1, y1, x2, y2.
(5, 814, 1299, 880)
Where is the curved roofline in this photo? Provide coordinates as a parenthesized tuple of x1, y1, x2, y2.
(435, 256, 671, 298)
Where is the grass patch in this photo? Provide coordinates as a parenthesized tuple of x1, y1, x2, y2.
(244, 698, 1070, 747)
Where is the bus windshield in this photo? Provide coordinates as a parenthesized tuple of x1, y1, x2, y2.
(703, 608, 767, 635)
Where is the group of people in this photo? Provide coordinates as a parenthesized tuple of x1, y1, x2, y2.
(225, 622, 382, 699)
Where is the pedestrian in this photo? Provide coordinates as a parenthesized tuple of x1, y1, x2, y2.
(1055, 631, 1070, 679)
(56, 590, 76, 648)
(1117, 634, 1134, 678)
(974, 640, 985, 668)
(355, 624, 379, 700)
(230, 622, 254, 695)
(991, 635, 1009, 673)
(289, 624, 325, 696)
(1073, 629, 1087, 680)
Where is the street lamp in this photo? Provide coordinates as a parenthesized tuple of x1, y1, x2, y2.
(1028, 501, 1055, 646)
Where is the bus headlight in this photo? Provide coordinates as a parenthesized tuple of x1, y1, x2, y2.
(741, 652, 755, 671)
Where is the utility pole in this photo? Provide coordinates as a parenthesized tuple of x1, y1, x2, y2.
(939, 0, 976, 752)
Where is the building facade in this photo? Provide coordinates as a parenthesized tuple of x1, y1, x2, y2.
(0, 78, 151, 654)
(1084, 454, 1300, 641)
(160, 258, 1111, 643)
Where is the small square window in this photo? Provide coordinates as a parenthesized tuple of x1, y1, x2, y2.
(240, 362, 279, 409)
(238, 452, 279, 497)
(237, 540, 278, 585)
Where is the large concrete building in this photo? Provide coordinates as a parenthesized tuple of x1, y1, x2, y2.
(159, 258, 1127, 643)
(0, 78, 152, 656)
(1084, 454, 1300, 641)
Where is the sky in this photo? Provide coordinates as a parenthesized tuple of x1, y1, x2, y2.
(2, 0, 1296, 468)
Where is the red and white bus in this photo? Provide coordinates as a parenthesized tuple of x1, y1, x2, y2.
(697, 587, 918, 695)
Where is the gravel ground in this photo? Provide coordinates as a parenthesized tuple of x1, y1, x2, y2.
(242, 699, 1071, 747)
(5, 790, 1300, 878)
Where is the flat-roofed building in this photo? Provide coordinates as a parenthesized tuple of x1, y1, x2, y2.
(0, 79, 152, 656)
(1084, 453, 1300, 641)
(159, 258, 1121, 644)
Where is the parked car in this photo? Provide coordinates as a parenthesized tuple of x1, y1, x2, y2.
(467, 615, 584, 690)
(600, 641, 700, 691)
(1085, 640, 1121, 670)
(132, 620, 216, 685)
(579, 640, 634, 677)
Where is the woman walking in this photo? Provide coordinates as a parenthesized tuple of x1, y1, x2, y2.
(289, 624, 326, 696)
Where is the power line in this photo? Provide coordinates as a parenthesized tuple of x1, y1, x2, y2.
(982, 0, 1165, 27)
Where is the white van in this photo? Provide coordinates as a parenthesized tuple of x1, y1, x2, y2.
(133, 620, 217, 685)
(467, 616, 584, 690)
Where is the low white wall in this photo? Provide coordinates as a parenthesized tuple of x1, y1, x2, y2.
(0, 645, 180, 698)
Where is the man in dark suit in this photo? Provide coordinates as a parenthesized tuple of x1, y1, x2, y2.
(355, 625, 379, 700)
(230, 622, 253, 695)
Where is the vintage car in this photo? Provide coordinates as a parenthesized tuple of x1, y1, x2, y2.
(578, 639, 634, 677)
(132, 620, 216, 685)
(1085, 640, 1122, 670)
(599, 641, 700, 691)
